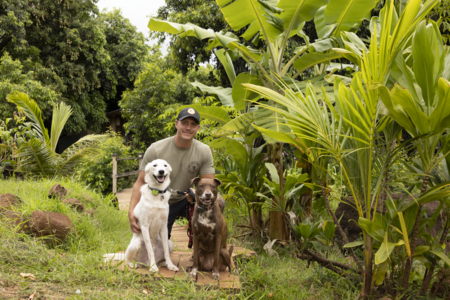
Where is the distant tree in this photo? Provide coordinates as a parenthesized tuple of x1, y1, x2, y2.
(0, 53, 59, 122)
(0, 1, 149, 134)
(120, 46, 219, 147)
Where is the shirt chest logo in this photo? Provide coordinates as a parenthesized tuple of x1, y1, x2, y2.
(187, 161, 200, 174)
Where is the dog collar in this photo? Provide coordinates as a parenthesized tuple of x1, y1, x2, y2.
(197, 204, 213, 212)
(148, 186, 169, 199)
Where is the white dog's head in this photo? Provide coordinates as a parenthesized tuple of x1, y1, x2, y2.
(144, 159, 172, 186)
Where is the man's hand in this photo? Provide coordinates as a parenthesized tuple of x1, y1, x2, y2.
(128, 211, 141, 233)
(185, 188, 196, 204)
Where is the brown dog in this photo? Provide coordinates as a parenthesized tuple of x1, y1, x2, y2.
(189, 177, 234, 280)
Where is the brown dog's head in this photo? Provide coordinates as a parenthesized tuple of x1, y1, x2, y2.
(191, 177, 222, 207)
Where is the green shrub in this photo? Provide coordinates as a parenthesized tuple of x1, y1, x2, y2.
(75, 132, 142, 195)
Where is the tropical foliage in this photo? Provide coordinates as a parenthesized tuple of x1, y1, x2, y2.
(4, 92, 107, 176)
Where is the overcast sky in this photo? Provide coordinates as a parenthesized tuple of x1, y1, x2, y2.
(96, 0, 168, 52)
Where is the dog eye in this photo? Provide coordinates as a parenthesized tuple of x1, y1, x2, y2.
(164, 165, 167, 167)
(153, 165, 157, 167)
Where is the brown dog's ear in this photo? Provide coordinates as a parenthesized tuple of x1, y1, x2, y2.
(191, 177, 201, 187)
(214, 178, 223, 187)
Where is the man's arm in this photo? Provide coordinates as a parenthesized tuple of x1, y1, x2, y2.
(185, 173, 215, 203)
(128, 170, 146, 233)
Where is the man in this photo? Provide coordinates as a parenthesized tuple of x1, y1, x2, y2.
(128, 107, 215, 238)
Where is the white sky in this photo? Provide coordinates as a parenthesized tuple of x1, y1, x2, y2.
(96, 0, 169, 53)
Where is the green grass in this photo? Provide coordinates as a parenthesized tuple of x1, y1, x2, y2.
(0, 178, 360, 299)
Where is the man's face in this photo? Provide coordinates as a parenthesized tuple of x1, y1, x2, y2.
(175, 118, 200, 141)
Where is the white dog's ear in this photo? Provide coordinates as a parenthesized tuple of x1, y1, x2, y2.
(145, 163, 153, 173)
(168, 164, 172, 173)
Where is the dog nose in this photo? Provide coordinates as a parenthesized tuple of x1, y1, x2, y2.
(205, 192, 212, 197)
(159, 170, 164, 175)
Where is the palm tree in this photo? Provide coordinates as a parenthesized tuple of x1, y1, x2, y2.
(6, 91, 108, 176)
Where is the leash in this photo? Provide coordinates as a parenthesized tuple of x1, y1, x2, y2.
(186, 188, 196, 249)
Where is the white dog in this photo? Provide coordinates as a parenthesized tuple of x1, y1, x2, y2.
(124, 159, 179, 272)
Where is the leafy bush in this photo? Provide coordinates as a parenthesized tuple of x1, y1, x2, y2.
(75, 131, 142, 195)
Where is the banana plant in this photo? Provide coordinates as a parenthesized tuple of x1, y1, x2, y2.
(6, 91, 108, 176)
(257, 162, 309, 213)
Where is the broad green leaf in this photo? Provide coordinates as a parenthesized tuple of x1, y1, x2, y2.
(358, 217, 385, 242)
(324, 0, 376, 37)
(430, 249, 450, 267)
(374, 84, 416, 134)
(397, 211, 411, 257)
(343, 240, 364, 248)
(216, 0, 283, 42)
(374, 261, 388, 285)
(191, 82, 233, 107)
(430, 78, 450, 132)
(390, 84, 429, 135)
(50, 102, 72, 152)
(277, 0, 328, 37)
(323, 221, 336, 240)
(179, 104, 232, 125)
(148, 19, 262, 62)
(252, 125, 298, 147)
(214, 112, 255, 136)
(293, 52, 342, 73)
(299, 223, 311, 239)
(375, 240, 403, 264)
(315, 6, 335, 39)
(413, 245, 430, 257)
(6, 92, 50, 144)
(232, 73, 263, 111)
(265, 162, 280, 184)
(215, 49, 236, 85)
(210, 138, 248, 165)
(412, 20, 444, 107)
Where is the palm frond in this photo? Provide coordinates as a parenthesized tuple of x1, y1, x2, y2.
(15, 138, 56, 175)
(6, 92, 50, 144)
(50, 102, 72, 152)
(56, 147, 102, 175)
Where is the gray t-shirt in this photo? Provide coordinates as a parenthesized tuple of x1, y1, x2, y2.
(140, 136, 215, 204)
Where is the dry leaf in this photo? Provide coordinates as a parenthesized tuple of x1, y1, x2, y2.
(268, 293, 274, 298)
(19, 273, 36, 280)
(263, 238, 279, 257)
(28, 290, 38, 299)
(143, 289, 148, 295)
(162, 286, 166, 294)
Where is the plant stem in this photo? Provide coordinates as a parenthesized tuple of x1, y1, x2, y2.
(402, 175, 429, 290)
(420, 212, 450, 293)
(318, 178, 365, 274)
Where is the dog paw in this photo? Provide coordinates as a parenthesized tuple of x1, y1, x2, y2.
(212, 272, 220, 281)
(149, 265, 159, 273)
(189, 269, 197, 280)
(167, 264, 179, 272)
(126, 262, 135, 269)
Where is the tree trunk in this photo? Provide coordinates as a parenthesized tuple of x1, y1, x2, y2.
(268, 142, 287, 240)
(252, 205, 262, 234)
(361, 237, 373, 299)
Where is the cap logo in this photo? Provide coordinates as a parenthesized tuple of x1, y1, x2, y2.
(187, 108, 195, 115)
